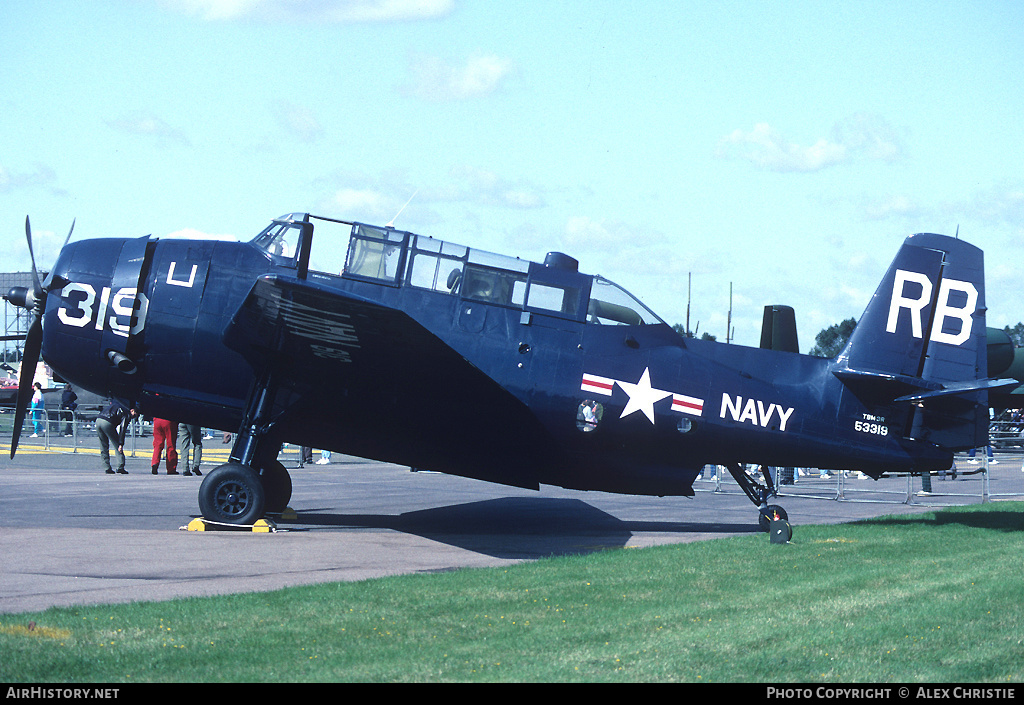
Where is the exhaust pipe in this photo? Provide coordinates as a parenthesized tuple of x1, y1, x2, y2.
(106, 350, 137, 375)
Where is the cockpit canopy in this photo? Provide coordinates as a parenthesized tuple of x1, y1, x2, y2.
(252, 213, 665, 327)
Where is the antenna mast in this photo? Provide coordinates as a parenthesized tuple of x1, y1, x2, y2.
(386, 189, 419, 228)
(686, 272, 691, 337)
(726, 282, 733, 344)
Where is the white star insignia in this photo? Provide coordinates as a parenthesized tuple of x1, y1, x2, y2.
(616, 367, 671, 424)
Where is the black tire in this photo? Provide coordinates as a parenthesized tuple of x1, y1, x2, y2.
(198, 463, 266, 526)
(758, 504, 788, 533)
(259, 459, 292, 515)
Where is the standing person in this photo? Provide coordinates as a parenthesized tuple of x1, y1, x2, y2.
(968, 408, 998, 466)
(97, 400, 137, 474)
(60, 383, 78, 436)
(967, 446, 996, 465)
(178, 422, 203, 476)
(151, 418, 179, 475)
(29, 382, 44, 437)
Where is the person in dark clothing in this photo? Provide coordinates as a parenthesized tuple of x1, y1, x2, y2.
(60, 384, 78, 436)
(178, 422, 203, 476)
(96, 400, 137, 474)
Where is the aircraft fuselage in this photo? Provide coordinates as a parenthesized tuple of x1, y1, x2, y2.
(39, 214, 982, 500)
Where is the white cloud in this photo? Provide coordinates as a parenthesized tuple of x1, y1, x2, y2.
(403, 53, 515, 101)
(832, 113, 904, 162)
(327, 187, 394, 221)
(161, 0, 455, 22)
(0, 163, 61, 194)
(314, 166, 543, 231)
(446, 165, 545, 209)
(966, 183, 1024, 227)
(563, 215, 632, 250)
(863, 194, 921, 220)
(276, 102, 324, 143)
(717, 122, 847, 173)
(717, 114, 904, 173)
(107, 112, 190, 146)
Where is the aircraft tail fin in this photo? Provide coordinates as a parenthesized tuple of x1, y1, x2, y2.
(833, 233, 1010, 450)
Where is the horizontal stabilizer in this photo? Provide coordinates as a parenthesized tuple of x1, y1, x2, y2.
(895, 377, 1020, 403)
(833, 367, 942, 396)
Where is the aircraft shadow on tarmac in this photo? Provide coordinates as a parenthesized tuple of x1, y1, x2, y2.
(284, 496, 759, 560)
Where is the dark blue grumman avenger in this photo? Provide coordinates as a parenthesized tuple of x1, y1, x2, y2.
(6, 213, 1018, 529)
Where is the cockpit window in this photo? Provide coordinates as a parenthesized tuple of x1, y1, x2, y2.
(406, 237, 468, 293)
(588, 276, 665, 325)
(345, 225, 406, 283)
(526, 282, 580, 315)
(404, 233, 530, 308)
(462, 265, 528, 306)
(272, 213, 664, 327)
(253, 221, 304, 264)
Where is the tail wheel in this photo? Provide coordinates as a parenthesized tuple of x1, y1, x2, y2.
(758, 504, 788, 533)
(198, 463, 266, 526)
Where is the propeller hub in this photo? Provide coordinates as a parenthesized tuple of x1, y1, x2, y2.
(4, 285, 43, 314)
(4, 286, 31, 309)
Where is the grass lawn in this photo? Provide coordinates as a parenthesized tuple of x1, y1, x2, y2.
(2, 502, 1022, 683)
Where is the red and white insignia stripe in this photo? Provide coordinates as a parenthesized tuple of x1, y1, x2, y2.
(581, 373, 615, 396)
(583, 371, 705, 418)
(671, 393, 704, 416)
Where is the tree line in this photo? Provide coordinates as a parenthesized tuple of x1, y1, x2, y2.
(808, 320, 1024, 358)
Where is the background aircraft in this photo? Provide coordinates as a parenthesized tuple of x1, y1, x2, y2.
(6, 214, 1016, 529)
(985, 328, 1024, 408)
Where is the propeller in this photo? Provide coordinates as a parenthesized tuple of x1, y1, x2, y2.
(5, 216, 74, 458)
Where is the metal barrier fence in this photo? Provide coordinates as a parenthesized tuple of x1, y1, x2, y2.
(692, 450, 1024, 507)
(8, 404, 107, 453)
(5, 406, 311, 466)
(991, 419, 1024, 450)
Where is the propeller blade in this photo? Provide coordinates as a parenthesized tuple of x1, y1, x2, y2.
(10, 316, 42, 458)
(11, 214, 72, 457)
(24, 216, 43, 298)
(41, 218, 74, 290)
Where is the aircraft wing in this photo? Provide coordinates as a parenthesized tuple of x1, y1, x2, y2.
(226, 275, 437, 373)
(221, 275, 552, 488)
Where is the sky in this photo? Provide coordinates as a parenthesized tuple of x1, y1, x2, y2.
(3, 0, 1022, 350)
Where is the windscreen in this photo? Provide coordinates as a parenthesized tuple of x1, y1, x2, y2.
(587, 276, 665, 325)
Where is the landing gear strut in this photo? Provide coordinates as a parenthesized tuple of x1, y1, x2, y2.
(724, 463, 788, 532)
(197, 363, 293, 526)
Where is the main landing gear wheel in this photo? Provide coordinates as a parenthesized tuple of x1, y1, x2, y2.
(198, 463, 266, 526)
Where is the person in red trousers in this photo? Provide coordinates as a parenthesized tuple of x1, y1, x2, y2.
(151, 418, 179, 475)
